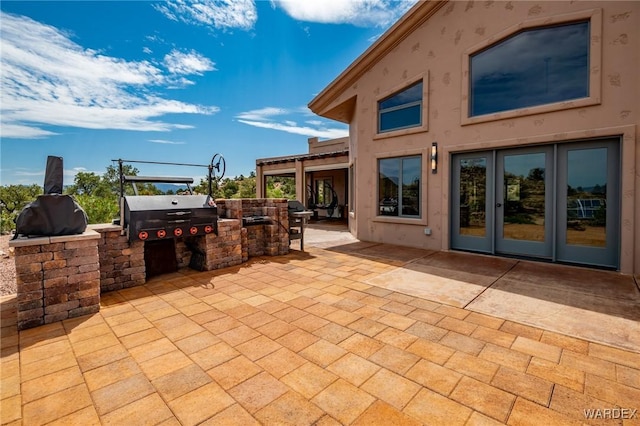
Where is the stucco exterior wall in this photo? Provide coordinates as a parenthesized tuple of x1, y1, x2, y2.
(308, 137, 349, 154)
(322, 1, 638, 273)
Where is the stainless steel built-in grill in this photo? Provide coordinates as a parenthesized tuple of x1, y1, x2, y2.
(114, 154, 226, 243)
(123, 194, 218, 242)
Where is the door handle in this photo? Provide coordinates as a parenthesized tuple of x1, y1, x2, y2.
(496, 203, 502, 207)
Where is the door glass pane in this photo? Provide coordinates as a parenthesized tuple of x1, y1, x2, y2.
(459, 157, 487, 236)
(503, 153, 546, 241)
(567, 148, 607, 247)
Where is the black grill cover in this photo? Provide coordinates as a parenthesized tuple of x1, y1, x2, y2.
(14, 194, 88, 238)
(44, 156, 64, 195)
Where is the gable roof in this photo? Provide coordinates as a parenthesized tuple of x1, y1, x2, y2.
(308, 0, 446, 122)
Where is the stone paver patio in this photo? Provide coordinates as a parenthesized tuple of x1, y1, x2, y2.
(1, 241, 639, 425)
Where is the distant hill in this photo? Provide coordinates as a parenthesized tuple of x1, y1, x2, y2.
(154, 183, 190, 194)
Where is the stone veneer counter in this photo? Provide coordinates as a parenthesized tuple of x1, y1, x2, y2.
(9, 231, 101, 330)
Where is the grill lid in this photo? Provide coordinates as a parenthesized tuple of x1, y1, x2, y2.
(124, 195, 214, 211)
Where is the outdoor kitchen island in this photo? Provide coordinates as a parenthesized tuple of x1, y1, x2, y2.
(10, 198, 294, 330)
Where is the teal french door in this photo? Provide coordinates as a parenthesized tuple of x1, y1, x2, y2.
(451, 139, 620, 268)
(556, 140, 620, 267)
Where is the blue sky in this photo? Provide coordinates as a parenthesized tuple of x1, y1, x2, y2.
(0, 0, 417, 187)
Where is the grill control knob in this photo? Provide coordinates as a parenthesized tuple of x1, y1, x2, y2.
(138, 231, 148, 241)
(190, 227, 198, 235)
(157, 230, 166, 238)
(174, 228, 183, 237)
(204, 225, 213, 234)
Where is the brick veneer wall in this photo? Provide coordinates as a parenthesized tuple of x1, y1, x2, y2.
(90, 225, 145, 293)
(11, 232, 101, 330)
(217, 198, 289, 257)
(187, 219, 244, 270)
(175, 239, 193, 268)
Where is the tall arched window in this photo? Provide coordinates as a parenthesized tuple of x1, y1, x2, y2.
(469, 21, 590, 117)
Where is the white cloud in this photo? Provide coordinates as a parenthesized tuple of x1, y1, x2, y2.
(0, 12, 219, 139)
(0, 123, 59, 139)
(236, 107, 289, 121)
(273, 0, 418, 27)
(154, 0, 257, 31)
(237, 119, 348, 139)
(149, 139, 186, 145)
(14, 167, 99, 180)
(164, 49, 216, 75)
(14, 170, 47, 177)
(236, 106, 348, 139)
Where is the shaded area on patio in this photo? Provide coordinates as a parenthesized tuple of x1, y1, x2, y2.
(308, 224, 640, 353)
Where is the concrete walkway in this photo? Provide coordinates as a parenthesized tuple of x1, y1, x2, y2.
(1, 239, 639, 425)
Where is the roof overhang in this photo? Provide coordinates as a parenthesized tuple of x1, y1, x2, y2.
(256, 149, 348, 167)
(308, 0, 446, 122)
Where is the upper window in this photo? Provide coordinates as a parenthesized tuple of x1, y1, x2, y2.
(378, 156, 421, 218)
(378, 81, 423, 133)
(470, 21, 590, 117)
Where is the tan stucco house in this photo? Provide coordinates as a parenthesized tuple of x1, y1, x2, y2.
(261, 1, 639, 275)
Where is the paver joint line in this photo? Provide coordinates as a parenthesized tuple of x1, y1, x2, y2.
(463, 259, 520, 310)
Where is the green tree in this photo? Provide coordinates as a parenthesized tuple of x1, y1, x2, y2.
(102, 164, 160, 196)
(221, 179, 239, 199)
(237, 176, 256, 198)
(69, 172, 101, 195)
(73, 194, 119, 224)
(193, 176, 222, 198)
(266, 176, 295, 200)
(104, 164, 136, 195)
(68, 172, 113, 198)
(0, 184, 43, 234)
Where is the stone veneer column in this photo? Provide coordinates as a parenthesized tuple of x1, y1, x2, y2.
(90, 224, 145, 293)
(10, 231, 101, 330)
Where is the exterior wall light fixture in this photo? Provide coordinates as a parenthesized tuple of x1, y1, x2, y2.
(431, 142, 438, 174)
